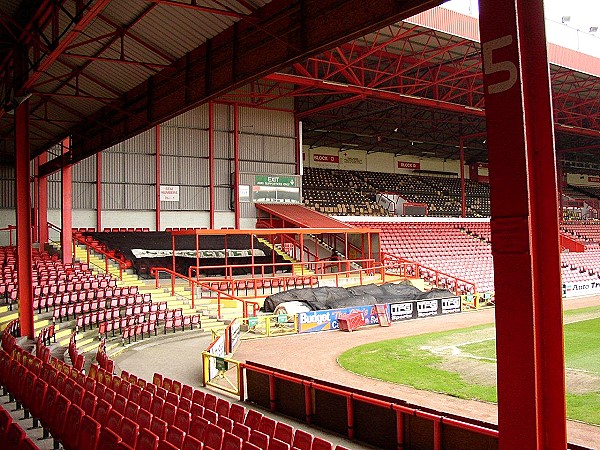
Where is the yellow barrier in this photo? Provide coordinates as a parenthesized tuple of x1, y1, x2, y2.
(461, 292, 494, 309)
(201, 351, 243, 397)
(238, 313, 298, 338)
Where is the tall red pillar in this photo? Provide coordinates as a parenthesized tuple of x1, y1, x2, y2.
(61, 137, 73, 264)
(15, 100, 35, 338)
(155, 125, 161, 231)
(479, 0, 566, 449)
(96, 152, 102, 232)
(38, 152, 48, 247)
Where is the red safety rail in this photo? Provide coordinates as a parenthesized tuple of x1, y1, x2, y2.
(150, 267, 260, 319)
(0, 225, 17, 246)
(68, 228, 128, 280)
(242, 361, 498, 449)
(383, 252, 477, 296)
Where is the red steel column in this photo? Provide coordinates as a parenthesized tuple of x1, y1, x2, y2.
(233, 103, 240, 229)
(61, 137, 73, 264)
(479, 1, 566, 449)
(209, 101, 215, 229)
(155, 125, 161, 231)
(295, 118, 302, 175)
(15, 100, 35, 338)
(33, 158, 39, 243)
(459, 138, 466, 218)
(38, 152, 48, 247)
(96, 152, 102, 231)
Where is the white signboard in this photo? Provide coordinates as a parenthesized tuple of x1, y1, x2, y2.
(208, 335, 226, 380)
(160, 185, 180, 202)
(562, 281, 600, 298)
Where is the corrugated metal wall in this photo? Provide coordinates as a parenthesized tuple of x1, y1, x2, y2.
(35, 90, 297, 224)
(0, 165, 15, 208)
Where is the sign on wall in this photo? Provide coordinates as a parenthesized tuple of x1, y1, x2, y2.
(589, 176, 600, 184)
(313, 154, 340, 164)
(397, 161, 421, 170)
(160, 185, 180, 202)
(339, 150, 366, 171)
(298, 305, 379, 333)
(255, 175, 297, 187)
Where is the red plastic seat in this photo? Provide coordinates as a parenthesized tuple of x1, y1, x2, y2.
(244, 409, 263, 430)
(50, 394, 71, 444)
(134, 428, 159, 450)
(150, 396, 165, 419)
(174, 409, 192, 434)
(6, 422, 25, 449)
(189, 416, 210, 441)
(93, 399, 112, 426)
(269, 437, 291, 450)
(203, 408, 218, 424)
(98, 427, 122, 449)
(216, 398, 231, 417)
(157, 441, 178, 450)
(205, 423, 225, 450)
(166, 426, 186, 448)
(232, 422, 251, 442)
(258, 416, 276, 438)
(311, 437, 333, 450)
(149, 416, 168, 441)
(242, 442, 261, 450)
(125, 401, 140, 422)
(222, 431, 243, 450)
(292, 429, 314, 450)
(161, 401, 177, 426)
(250, 429, 270, 449)
(62, 403, 84, 450)
(139, 389, 153, 411)
(137, 408, 153, 431)
(274, 422, 294, 445)
(216, 415, 233, 434)
(192, 390, 205, 406)
(181, 434, 204, 450)
(203, 393, 217, 411)
(119, 416, 140, 449)
(78, 415, 101, 450)
(106, 409, 124, 433)
(229, 403, 246, 424)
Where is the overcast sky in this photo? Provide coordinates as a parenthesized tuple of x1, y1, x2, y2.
(442, 0, 600, 56)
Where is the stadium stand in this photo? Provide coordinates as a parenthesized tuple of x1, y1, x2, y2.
(353, 220, 600, 294)
(303, 168, 491, 217)
(302, 168, 391, 216)
(0, 330, 343, 450)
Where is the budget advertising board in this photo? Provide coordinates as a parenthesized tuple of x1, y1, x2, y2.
(298, 305, 379, 333)
(562, 280, 600, 298)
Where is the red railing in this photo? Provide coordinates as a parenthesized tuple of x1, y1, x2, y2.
(242, 361, 499, 449)
(70, 231, 128, 280)
(187, 259, 382, 298)
(150, 267, 260, 319)
(0, 225, 17, 246)
(382, 252, 478, 295)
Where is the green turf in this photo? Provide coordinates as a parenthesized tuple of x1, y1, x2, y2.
(337, 306, 600, 425)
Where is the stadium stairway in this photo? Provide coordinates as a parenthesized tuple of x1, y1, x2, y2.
(256, 237, 315, 276)
(72, 243, 232, 333)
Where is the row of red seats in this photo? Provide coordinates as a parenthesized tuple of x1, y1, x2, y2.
(150, 373, 348, 450)
(34, 282, 129, 301)
(120, 311, 201, 344)
(0, 404, 38, 449)
(96, 339, 115, 373)
(52, 294, 155, 322)
(68, 332, 85, 372)
(1, 321, 348, 450)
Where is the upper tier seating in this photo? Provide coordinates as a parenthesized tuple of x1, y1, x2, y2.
(302, 168, 490, 217)
(302, 168, 391, 216)
(352, 221, 600, 293)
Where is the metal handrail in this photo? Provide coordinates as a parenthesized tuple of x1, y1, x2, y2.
(150, 267, 260, 318)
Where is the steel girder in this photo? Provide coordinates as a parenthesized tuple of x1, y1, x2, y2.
(0, 0, 448, 175)
(220, 20, 600, 154)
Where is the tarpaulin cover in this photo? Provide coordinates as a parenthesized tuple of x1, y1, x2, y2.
(262, 283, 452, 312)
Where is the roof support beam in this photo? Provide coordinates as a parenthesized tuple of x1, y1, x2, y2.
(38, 0, 447, 176)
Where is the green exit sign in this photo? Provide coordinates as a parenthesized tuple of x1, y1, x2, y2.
(255, 175, 296, 187)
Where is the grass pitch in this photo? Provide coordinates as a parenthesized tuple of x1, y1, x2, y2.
(337, 306, 600, 425)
